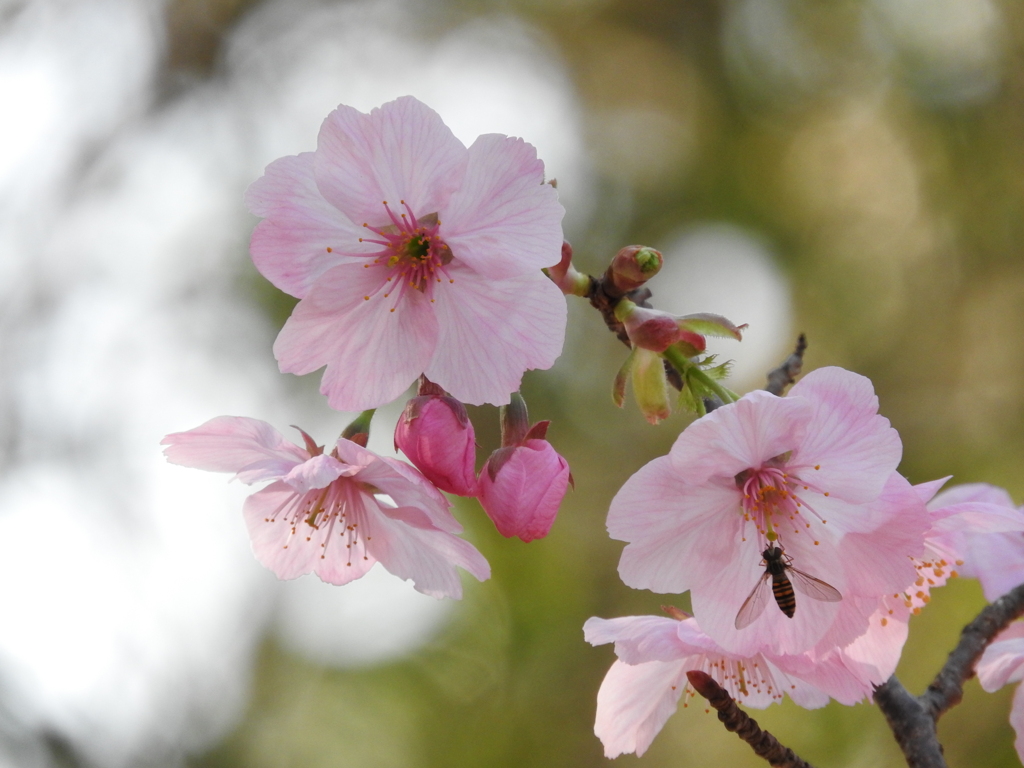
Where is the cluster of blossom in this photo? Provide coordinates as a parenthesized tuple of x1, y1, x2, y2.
(163, 96, 573, 599)
(158, 94, 1024, 762)
(585, 366, 1024, 758)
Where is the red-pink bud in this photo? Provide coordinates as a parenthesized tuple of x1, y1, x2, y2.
(395, 395, 478, 496)
(478, 438, 570, 542)
(622, 306, 682, 352)
(606, 245, 663, 295)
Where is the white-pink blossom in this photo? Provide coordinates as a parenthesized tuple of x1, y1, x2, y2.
(819, 478, 1024, 683)
(924, 483, 1024, 602)
(162, 416, 489, 598)
(583, 613, 859, 759)
(607, 367, 929, 656)
(977, 622, 1024, 764)
(246, 96, 567, 411)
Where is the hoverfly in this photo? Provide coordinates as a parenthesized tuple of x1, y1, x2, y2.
(734, 545, 842, 629)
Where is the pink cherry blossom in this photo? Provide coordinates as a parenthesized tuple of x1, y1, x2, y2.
(584, 613, 851, 758)
(814, 478, 1024, 684)
(478, 422, 571, 542)
(977, 622, 1024, 764)
(245, 96, 567, 411)
(607, 366, 929, 656)
(894, 480, 1024, 611)
(162, 416, 489, 598)
(394, 388, 478, 497)
(923, 483, 1024, 602)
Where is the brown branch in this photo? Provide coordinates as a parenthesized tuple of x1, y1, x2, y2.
(873, 677, 946, 768)
(924, 581, 1024, 718)
(685, 671, 817, 768)
(873, 582, 1024, 767)
(584, 274, 652, 348)
(765, 334, 807, 395)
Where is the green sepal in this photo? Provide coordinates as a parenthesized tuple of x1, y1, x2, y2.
(677, 380, 706, 417)
(499, 392, 530, 447)
(341, 409, 375, 447)
(678, 313, 747, 341)
(613, 347, 637, 408)
(632, 347, 671, 425)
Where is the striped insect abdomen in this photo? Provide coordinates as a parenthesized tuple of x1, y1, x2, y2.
(770, 573, 797, 618)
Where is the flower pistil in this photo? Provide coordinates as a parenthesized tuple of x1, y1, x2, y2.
(356, 200, 454, 304)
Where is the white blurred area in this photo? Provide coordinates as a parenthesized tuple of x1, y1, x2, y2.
(0, 0, 588, 765)
(655, 223, 793, 392)
(866, 0, 1004, 106)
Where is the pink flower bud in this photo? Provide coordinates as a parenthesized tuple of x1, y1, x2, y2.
(479, 429, 571, 542)
(621, 306, 682, 352)
(395, 395, 478, 496)
(606, 245, 663, 295)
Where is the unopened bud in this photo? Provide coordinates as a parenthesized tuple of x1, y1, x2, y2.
(395, 394, 478, 496)
(606, 245, 663, 295)
(479, 394, 571, 542)
(616, 301, 681, 353)
(479, 437, 570, 542)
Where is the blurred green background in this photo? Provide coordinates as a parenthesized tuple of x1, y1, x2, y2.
(167, 0, 1024, 765)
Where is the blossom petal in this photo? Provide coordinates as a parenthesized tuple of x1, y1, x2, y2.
(930, 502, 1024, 534)
(361, 502, 490, 599)
(913, 476, 951, 504)
(242, 482, 377, 583)
(788, 367, 902, 503)
(668, 391, 812, 485)
(245, 153, 374, 298)
(978, 624, 1024, 691)
(837, 474, 926, 597)
(584, 616, 689, 664)
(963, 531, 1024, 602)
(771, 651, 866, 707)
(424, 265, 565, 406)
(282, 453, 348, 494)
(930, 482, 1017, 508)
(441, 134, 564, 279)
(161, 416, 308, 484)
(609, 456, 741, 593)
(273, 262, 438, 411)
(352, 451, 462, 535)
(593, 658, 689, 758)
(694, 532, 847, 656)
(824, 609, 910, 695)
(314, 96, 467, 228)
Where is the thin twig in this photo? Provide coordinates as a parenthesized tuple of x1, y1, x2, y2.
(924, 582, 1024, 718)
(765, 335, 807, 395)
(874, 582, 1024, 767)
(584, 274, 652, 348)
(685, 671, 817, 768)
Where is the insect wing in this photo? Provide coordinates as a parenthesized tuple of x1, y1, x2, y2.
(734, 572, 772, 629)
(788, 567, 842, 602)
